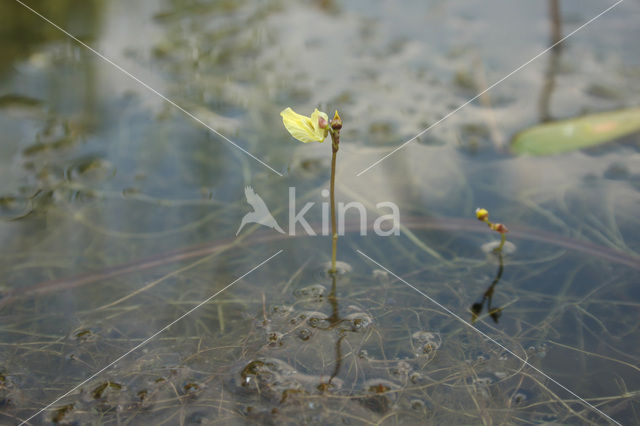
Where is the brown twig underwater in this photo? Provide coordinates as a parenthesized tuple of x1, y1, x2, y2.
(1, 216, 638, 309)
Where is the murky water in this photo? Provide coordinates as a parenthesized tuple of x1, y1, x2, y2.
(1, 0, 639, 424)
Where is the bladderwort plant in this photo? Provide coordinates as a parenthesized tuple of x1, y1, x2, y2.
(475, 207, 509, 252)
(281, 107, 342, 274)
(472, 207, 510, 322)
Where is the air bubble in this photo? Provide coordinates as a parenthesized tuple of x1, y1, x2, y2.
(481, 241, 516, 255)
(473, 376, 494, 387)
(410, 372, 423, 384)
(297, 328, 312, 341)
(390, 360, 411, 378)
(511, 389, 533, 405)
(271, 305, 293, 316)
(372, 269, 388, 279)
(267, 331, 284, 346)
(304, 311, 330, 329)
(412, 331, 441, 356)
(0, 195, 32, 220)
(344, 312, 373, 331)
(65, 156, 115, 182)
(293, 284, 326, 300)
(313, 261, 353, 279)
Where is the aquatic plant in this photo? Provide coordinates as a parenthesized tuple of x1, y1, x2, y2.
(475, 207, 509, 252)
(511, 107, 640, 155)
(471, 250, 505, 323)
(281, 107, 342, 273)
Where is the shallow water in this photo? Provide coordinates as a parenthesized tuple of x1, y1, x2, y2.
(1, 0, 639, 424)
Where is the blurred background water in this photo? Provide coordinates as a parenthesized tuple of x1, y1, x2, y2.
(0, 0, 639, 424)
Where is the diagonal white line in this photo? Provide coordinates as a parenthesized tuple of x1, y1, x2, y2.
(356, 249, 622, 426)
(14, 0, 283, 177)
(356, 0, 624, 176)
(18, 250, 283, 425)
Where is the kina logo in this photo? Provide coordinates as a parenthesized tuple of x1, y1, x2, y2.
(236, 186, 285, 235)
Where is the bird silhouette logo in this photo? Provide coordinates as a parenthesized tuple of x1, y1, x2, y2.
(236, 186, 285, 235)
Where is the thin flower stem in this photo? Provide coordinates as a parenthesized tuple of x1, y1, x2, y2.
(498, 232, 506, 252)
(329, 132, 339, 274)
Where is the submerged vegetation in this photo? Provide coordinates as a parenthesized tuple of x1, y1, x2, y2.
(0, 0, 639, 425)
(511, 107, 640, 156)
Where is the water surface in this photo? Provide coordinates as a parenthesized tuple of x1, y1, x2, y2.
(1, 0, 639, 424)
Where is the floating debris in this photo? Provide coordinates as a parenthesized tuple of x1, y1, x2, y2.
(72, 329, 97, 343)
(92, 381, 122, 400)
(410, 399, 426, 410)
(359, 379, 400, 414)
(51, 403, 74, 424)
(182, 382, 201, 400)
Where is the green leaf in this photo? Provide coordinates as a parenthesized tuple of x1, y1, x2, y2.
(511, 108, 640, 155)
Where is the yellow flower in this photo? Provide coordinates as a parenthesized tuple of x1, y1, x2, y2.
(280, 107, 329, 143)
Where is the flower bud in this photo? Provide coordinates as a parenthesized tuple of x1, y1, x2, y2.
(330, 110, 342, 130)
(492, 223, 509, 234)
(475, 208, 489, 221)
